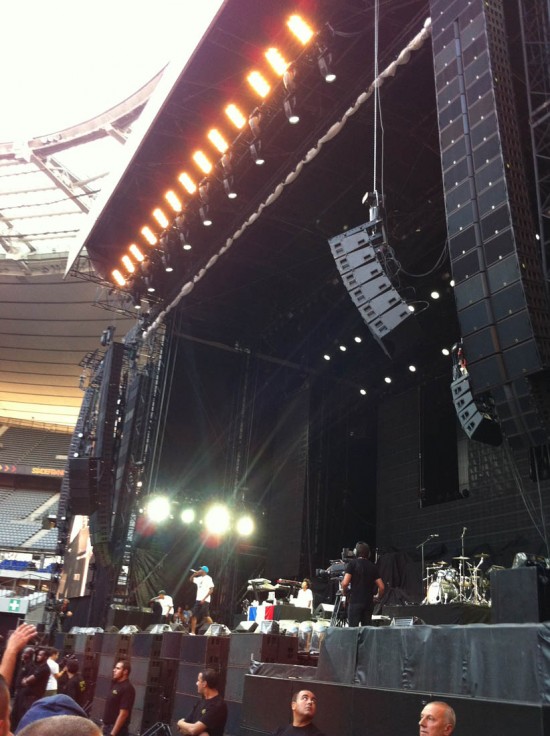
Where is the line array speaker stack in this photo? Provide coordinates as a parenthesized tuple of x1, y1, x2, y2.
(328, 216, 412, 357)
(429, 0, 550, 450)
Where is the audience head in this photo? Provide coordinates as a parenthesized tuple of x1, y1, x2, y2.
(15, 694, 88, 734)
(419, 701, 456, 736)
(291, 690, 317, 726)
(355, 541, 370, 559)
(18, 716, 100, 736)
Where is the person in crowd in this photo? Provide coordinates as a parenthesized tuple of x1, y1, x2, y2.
(149, 590, 174, 624)
(101, 660, 135, 736)
(18, 715, 101, 736)
(11, 646, 36, 729)
(0, 674, 11, 736)
(271, 690, 325, 736)
(341, 541, 384, 626)
(18, 648, 50, 717)
(176, 668, 227, 736)
(295, 579, 313, 611)
(15, 693, 89, 734)
(419, 701, 456, 736)
(189, 567, 214, 635)
(0, 622, 37, 686)
(45, 648, 61, 696)
(63, 659, 87, 707)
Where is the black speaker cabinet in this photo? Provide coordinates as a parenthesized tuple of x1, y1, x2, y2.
(491, 567, 550, 623)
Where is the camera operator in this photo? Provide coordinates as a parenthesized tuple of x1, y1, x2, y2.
(48, 598, 72, 635)
(341, 542, 384, 627)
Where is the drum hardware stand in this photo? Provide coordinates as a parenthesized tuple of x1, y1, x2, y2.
(454, 526, 469, 602)
(417, 533, 439, 604)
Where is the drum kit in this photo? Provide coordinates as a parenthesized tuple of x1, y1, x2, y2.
(424, 553, 502, 605)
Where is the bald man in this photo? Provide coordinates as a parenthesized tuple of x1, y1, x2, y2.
(18, 715, 101, 736)
(419, 701, 456, 736)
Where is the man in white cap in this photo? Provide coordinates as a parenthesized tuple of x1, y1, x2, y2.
(189, 566, 214, 635)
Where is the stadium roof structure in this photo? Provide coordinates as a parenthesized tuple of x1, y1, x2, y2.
(0, 1, 224, 428)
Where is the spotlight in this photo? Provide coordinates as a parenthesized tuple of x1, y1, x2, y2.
(178, 172, 197, 194)
(283, 96, 300, 124)
(199, 181, 210, 204)
(250, 141, 265, 165)
(236, 515, 254, 537)
(384, 376, 392, 384)
(318, 50, 336, 82)
(287, 14, 314, 45)
(145, 496, 171, 523)
(360, 388, 367, 396)
(339, 345, 347, 352)
(141, 226, 157, 246)
(204, 504, 231, 536)
(247, 70, 271, 98)
(265, 48, 289, 77)
(430, 290, 440, 300)
(223, 177, 237, 199)
(283, 65, 297, 93)
(225, 103, 246, 129)
(323, 354, 331, 361)
(442, 348, 450, 356)
(248, 109, 262, 139)
(199, 205, 213, 226)
(193, 151, 213, 175)
(354, 336, 362, 343)
(408, 365, 417, 372)
(207, 128, 229, 154)
(181, 508, 196, 524)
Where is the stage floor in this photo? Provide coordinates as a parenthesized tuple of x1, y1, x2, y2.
(382, 601, 491, 625)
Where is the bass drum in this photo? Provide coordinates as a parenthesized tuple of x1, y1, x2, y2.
(427, 580, 458, 604)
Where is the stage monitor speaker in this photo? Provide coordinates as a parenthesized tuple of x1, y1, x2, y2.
(259, 620, 279, 634)
(314, 603, 334, 620)
(233, 621, 258, 633)
(491, 566, 550, 623)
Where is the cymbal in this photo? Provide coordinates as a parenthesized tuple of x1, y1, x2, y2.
(475, 553, 490, 559)
(434, 561, 449, 566)
(453, 556, 470, 560)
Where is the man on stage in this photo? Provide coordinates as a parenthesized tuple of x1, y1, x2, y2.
(189, 567, 214, 635)
(341, 541, 384, 626)
(149, 590, 174, 624)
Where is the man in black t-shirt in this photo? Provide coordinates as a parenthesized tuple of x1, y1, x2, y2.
(271, 690, 325, 736)
(176, 668, 227, 736)
(101, 660, 135, 736)
(341, 541, 385, 626)
(20, 648, 50, 704)
(63, 659, 86, 707)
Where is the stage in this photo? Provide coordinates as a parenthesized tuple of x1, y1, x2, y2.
(382, 602, 491, 625)
(53, 619, 550, 736)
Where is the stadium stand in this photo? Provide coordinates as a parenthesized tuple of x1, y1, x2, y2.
(0, 425, 70, 468)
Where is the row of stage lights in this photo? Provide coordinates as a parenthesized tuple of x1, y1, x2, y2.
(142, 496, 255, 538)
(111, 12, 336, 305)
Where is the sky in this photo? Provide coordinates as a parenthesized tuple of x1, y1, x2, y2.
(0, 0, 224, 142)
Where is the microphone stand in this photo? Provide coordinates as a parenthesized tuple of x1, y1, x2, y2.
(417, 535, 435, 604)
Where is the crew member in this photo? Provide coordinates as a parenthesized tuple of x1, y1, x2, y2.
(176, 668, 227, 736)
(149, 590, 174, 624)
(271, 689, 325, 736)
(189, 567, 214, 635)
(16, 648, 51, 724)
(101, 660, 135, 736)
(51, 599, 72, 634)
(341, 541, 384, 626)
(295, 579, 313, 612)
(419, 701, 456, 736)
